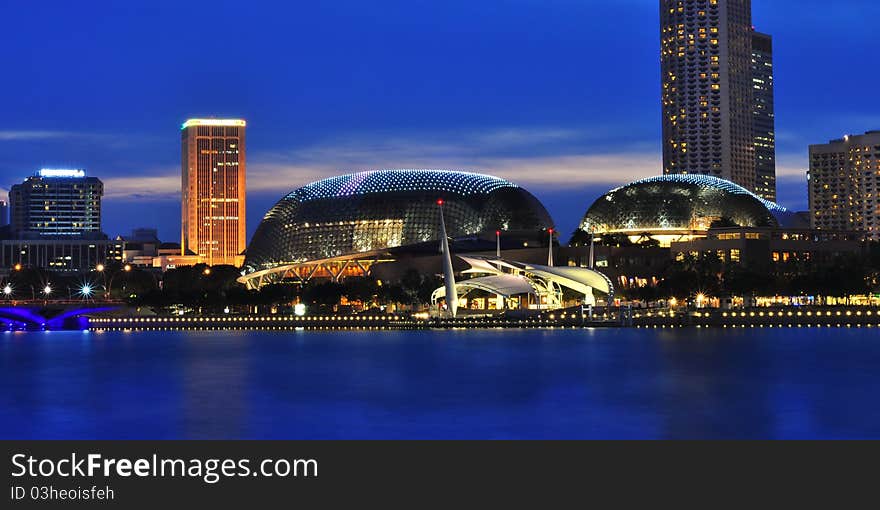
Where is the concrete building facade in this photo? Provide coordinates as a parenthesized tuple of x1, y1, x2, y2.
(8, 169, 103, 237)
(809, 131, 880, 238)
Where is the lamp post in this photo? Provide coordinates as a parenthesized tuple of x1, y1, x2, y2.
(95, 264, 107, 299)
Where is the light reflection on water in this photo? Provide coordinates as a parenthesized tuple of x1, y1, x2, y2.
(1, 328, 879, 439)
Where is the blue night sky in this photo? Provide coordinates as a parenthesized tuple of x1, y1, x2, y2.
(2, 0, 878, 241)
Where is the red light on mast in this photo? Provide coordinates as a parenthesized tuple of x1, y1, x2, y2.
(495, 230, 501, 236)
(436, 199, 444, 206)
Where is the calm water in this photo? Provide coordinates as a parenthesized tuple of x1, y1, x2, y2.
(1, 327, 879, 439)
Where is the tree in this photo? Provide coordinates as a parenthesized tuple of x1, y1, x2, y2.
(568, 229, 593, 247)
(303, 281, 344, 309)
(710, 217, 740, 229)
(599, 233, 633, 248)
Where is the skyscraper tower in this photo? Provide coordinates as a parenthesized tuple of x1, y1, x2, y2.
(751, 31, 776, 201)
(660, 0, 769, 196)
(181, 119, 247, 267)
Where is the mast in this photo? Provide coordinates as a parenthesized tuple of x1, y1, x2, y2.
(438, 200, 457, 318)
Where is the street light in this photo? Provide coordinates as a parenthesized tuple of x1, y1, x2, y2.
(124, 264, 132, 272)
(43, 285, 52, 296)
(80, 284, 93, 298)
(96, 264, 105, 273)
(203, 268, 211, 276)
(3, 285, 12, 297)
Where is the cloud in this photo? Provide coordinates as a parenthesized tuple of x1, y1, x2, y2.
(245, 127, 659, 191)
(240, 153, 659, 195)
(102, 172, 179, 201)
(775, 152, 807, 178)
(98, 127, 661, 200)
(91, 128, 816, 214)
(0, 131, 80, 141)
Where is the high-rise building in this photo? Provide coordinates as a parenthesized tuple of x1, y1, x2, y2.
(809, 131, 880, 238)
(660, 0, 773, 197)
(8, 169, 103, 237)
(180, 118, 247, 267)
(751, 31, 776, 202)
(0, 199, 8, 228)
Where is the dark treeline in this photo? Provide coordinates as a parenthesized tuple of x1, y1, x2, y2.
(7, 242, 880, 311)
(143, 265, 439, 314)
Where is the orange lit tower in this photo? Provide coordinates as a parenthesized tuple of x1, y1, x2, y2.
(180, 118, 247, 266)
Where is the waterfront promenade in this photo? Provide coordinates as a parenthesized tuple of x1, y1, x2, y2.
(84, 306, 880, 331)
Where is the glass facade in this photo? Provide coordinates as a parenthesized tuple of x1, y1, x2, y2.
(243, 170, 553, 272)
(580, 174, 783, 234)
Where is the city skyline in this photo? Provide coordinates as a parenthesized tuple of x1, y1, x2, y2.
(2, 0, 878, 241)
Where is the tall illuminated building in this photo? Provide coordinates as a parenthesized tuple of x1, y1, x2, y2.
(751, 31, 776, 202)
(660, 0, 774, 198)
(180, 119, 247, 266)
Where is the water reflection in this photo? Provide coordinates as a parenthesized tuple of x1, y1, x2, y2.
(1, 328, 879, 439)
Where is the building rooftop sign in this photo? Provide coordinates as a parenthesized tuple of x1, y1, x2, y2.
(181, 119, 247, 130)
(38, 169, 85, 178)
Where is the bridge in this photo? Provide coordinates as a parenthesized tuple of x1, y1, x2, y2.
(0, 302, 123, 331)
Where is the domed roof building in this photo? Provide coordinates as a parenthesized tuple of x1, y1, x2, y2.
(243, 170, 554, 275)
(579, 175, 789, 245)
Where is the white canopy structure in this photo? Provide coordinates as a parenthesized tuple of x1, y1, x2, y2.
(432, 274, 536, 300)
(432, 255, 614, 312)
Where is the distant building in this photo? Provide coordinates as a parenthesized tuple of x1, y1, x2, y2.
(9, 169, 103, 238)
(751, 31, 776, 202)
(660, 0, 774, 197)
(128, 228, 160, 243)
(670, 227, 864, 270)
(809, 131, 880, 238)
(116, 230, 161, 267)
(181, 119, 246, 267)
(0, 199, 8, 228)
(0, 238, 122, 273)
